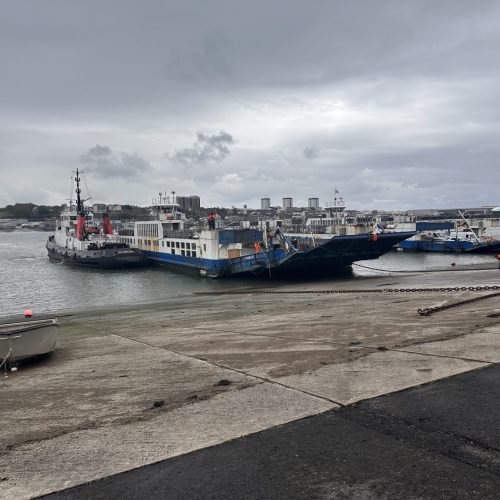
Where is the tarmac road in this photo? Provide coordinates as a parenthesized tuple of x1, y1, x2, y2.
(45, 364, 500, 499)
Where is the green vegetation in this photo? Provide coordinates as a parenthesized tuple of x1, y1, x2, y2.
(0, 203, 151, 221)
(112, 205, 150, 220)
(0, 203, 64, 220)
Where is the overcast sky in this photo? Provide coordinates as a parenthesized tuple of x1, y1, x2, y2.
(1, 0, 500, 210)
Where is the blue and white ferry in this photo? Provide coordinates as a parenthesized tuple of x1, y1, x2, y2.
(121, 192, 415, 278)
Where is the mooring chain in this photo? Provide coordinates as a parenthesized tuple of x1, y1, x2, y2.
(195, 286, 500, 317)
(417, 291, 500, 316)
(196, 285, 500, 296)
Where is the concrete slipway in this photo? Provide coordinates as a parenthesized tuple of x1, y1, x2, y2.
(1, 272, 500, 498)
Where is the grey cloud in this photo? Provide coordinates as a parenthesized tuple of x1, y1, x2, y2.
(3, 0, 500, 116)
(167, 131, 234, 166)
(80, 144, 154, 179)
(303, 147, 319, 160)
(169, 31, 233, 84)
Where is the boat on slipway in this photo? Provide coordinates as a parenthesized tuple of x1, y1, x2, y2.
(120, 192, 415, 278)
(46, 170, 146, 268)
(0, 318, 58, 369)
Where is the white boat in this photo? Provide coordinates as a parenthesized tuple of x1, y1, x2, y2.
(0, 318, 58, 367)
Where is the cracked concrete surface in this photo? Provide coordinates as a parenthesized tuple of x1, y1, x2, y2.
(1, 283, 500, 498)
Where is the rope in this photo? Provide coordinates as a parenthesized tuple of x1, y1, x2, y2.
(0, 338, 14, 375)
(352, 262, 500, 273)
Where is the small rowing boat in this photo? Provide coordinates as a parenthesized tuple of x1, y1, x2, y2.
(0, 318, 58, 368)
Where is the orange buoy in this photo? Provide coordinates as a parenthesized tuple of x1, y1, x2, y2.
(23, 309, 33, 318)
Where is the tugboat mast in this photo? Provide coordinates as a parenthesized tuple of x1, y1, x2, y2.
(75, 169, 84, 215)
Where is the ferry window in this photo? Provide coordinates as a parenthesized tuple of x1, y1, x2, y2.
(203, 244, 206, 251)
(181, 250, 185, 256)
(171, 249, 175, 255)
(191, 243, 196, 250)
(181, 242, 185, 249)
(192, 252, 196, 258)
(186, 251, 190, 257)
(176, 242, 180, 248)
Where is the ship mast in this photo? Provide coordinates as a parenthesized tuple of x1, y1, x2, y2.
(74, 169, 87, 240)
(75, 169, 84, 215)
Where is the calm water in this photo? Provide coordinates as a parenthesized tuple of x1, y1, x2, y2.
(0, 231, 499, 317)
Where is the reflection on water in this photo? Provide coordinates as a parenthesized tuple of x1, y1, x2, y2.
(0, 231, 499, 316)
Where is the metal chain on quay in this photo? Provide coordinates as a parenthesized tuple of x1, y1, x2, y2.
(195, 285, 500, 317)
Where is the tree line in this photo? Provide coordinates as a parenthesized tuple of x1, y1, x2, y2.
(0, 203, 150, 221)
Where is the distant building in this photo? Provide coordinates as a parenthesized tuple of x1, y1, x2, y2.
(92, 203, 107, 214)
(189, 195, 200, 210)
(308, 197, 320, 210)
(108, 204, 122, 212)
(176, 196, 189, 211)
(282, 197, 293, 209)
(176, 195, 201, 212)
(261, 197, 271, 210)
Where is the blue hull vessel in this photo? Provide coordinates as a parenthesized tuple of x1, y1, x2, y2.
(120, 192, 415, 278)
(398, 236, 500, 254)
(141, 232, 416, 277)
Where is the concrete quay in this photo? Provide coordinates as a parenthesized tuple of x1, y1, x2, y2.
(1, 274, 500, 498)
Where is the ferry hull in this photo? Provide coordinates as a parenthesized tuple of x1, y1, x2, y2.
(465, 242, 500, 254)
(141, 231, 415, 278)
(274, 232, 414, 275)
(46, 241, 147, 269)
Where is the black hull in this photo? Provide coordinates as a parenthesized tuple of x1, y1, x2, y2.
(466, 243, 500, 254)
(46, 242, 147, 269)
(275, 231, 415, 275)
(212, 231, 416, 278)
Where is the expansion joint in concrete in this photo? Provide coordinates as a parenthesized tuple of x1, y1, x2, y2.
(110, 334, 345, 408)
(191, 325, 497, 365)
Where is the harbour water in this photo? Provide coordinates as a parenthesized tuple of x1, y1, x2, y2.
(0, 231, 499, 317)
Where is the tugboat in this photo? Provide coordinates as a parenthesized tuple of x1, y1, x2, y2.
(120, 191, 415, 278)
(46, 170, 146, 268)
